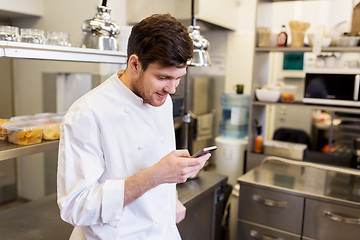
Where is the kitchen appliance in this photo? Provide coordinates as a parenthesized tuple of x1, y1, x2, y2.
(79, 0, 120, 51)
(174, 72, 224, 156)
(303, 71, 360, 107)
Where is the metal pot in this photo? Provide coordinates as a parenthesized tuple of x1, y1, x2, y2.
(80, 5, 120, 51)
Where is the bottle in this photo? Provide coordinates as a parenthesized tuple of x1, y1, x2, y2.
(350, 138, 360, 169)
(277, 25, 288, 47)
(254, 119, 263, 153)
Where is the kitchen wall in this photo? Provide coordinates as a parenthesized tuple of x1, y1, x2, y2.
(225, 0, 256, 95)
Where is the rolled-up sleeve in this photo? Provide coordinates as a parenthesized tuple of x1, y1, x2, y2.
(57, 104, 124, 227)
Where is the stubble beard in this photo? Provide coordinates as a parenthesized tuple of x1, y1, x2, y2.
(132, 74, 165, 107)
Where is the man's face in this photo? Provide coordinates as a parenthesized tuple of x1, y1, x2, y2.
(131, 62, 187, 107)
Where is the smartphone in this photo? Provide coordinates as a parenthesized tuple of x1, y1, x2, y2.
(192, 146, 217, 158)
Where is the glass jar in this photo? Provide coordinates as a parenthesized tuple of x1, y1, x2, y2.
(20, 28, 45, 44)
(46, 31, 71, 47)
(257, 27, 271, 47)
(0, 26, 19, 42)
(280, 85, 297, 103)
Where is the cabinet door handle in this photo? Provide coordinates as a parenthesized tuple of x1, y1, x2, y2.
(250, 230, 284, 240)
(323, 211, 360, 225)
(252, 194, 288, 208)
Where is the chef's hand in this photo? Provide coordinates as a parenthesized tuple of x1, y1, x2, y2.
(176, 198, 186, 223)
(154, 149, 211, 183)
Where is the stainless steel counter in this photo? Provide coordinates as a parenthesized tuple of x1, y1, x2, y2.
(239, 156, 360, 206)
(0, 171, 227, 240)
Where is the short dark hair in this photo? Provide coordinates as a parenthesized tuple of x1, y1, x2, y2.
(127, 14, 193, 70)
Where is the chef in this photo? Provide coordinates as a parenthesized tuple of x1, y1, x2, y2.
(57, 14, 211, 239)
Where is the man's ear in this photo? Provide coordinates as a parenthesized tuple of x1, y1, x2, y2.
(128, 54, 142, 74)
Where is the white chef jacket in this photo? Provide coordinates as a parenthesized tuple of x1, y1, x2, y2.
(57, 73, 181, 240)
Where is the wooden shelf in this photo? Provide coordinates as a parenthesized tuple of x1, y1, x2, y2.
(0, 140, 59, 161)
(0, 41, 127, 64)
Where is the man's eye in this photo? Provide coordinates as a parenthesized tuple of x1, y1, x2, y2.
(158, 76, 167, 80)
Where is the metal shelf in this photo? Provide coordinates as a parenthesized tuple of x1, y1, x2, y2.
(252, 101, 360, 114)
(0, 41, 127, 161)
(256, 46, 360, 53)
(0, 140, 59, 161)
(0, 41, 127, 64)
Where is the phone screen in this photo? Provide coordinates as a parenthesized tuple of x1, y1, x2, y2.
(192, 146, 217, 158)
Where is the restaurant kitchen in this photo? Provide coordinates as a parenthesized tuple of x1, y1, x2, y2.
(0, 0, 360, 239)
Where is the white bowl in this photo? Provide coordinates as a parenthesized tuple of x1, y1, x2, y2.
(321, 37, 331, 47)
(255, 89, 281, 102)
(307, 34, 332, 47)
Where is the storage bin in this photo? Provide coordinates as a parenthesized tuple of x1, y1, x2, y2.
(9, 115, 38, 122)
(215, 136, 248, 185)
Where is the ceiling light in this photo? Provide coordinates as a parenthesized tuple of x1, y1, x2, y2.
(187, 0, 211, 67)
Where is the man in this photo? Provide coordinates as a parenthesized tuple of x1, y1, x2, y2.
(57, 14, 211, 239)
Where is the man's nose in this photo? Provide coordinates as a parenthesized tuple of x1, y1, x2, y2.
(164, 81, 178, 94)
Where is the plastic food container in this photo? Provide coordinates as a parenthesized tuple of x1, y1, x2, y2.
(281, 85, 297, 103)
(4, 121, 43, 145)
(39, 116, 63, 140)
(337, 36, 359, 47)
(9, 115, 38, 122)
(263, 140, 307, 160)
(34, 112, 57, 118)
(0, 119, 9, 140)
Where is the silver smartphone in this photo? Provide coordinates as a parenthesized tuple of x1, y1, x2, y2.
(192, 146, 217, 158)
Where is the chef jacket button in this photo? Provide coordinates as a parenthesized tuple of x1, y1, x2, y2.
(124, 108, 129, 113)
(138, 145, 143, 150)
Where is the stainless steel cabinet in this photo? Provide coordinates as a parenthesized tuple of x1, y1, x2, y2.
(238, 184, 304, 235)
(237, 220, 301, 240)
(238, 178, 360, 240)
(237, 184, 360, 240)
(238, 158, 360, 240)
(303, 199, 360, 240)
